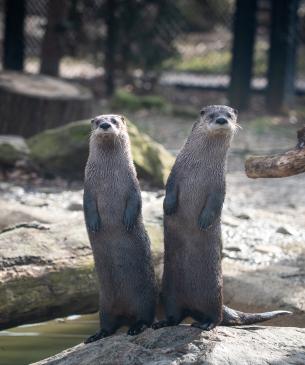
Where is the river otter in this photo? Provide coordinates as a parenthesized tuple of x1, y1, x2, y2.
(153, 105, 291, 330)
(84, 114, 157, 343)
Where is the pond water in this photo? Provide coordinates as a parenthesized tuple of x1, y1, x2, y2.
(0, 313, 100, 365)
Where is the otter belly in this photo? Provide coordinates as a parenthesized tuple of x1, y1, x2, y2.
(164, 213, 222, 317)
(89, 225, 155, 317)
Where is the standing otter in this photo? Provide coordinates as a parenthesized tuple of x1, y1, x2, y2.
(84, 114, 157, 343)
(153, 105, 291, 330)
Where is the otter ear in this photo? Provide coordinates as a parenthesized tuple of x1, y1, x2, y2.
(90, 118, 98, 129)
(121, 116, 126, 124)
(200, 108, 206, 116)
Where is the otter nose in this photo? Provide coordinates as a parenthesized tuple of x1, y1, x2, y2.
(215, 117, 228, 125)
(100, 122, 111, 130)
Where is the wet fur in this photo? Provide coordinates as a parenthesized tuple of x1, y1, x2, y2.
(84, 115, 157, 343)
(154, 105, 291, 330)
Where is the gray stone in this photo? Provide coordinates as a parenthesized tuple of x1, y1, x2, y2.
(31, 326, 305, 365)
(0, 135, 29, 165)
(276, 226, 293, 235)
(27, 119, 174, 187)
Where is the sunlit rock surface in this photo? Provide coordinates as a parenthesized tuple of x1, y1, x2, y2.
(32, 326, 305, 365)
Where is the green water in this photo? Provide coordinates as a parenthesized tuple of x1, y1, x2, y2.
(0, 314, 100, 365)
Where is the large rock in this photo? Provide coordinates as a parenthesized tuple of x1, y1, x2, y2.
(0, 189, 304, 330)
(28, 119, 174, 187)
(0, 218, 96, 330)
(0, 205, 163, 330)
(0, 135, 29, 166)
(31, 326, 305, 365)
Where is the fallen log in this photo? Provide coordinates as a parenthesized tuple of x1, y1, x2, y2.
(245, 126, 305, 178)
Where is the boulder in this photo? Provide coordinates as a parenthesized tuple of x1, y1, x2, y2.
(0, 211, 163, 330)
(0, 189, 304, 330)
(28, 119, 174, 187)
(31, 326, 305, 365)
(0, 135, 29, 166)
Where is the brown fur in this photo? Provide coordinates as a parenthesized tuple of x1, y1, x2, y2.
(154, 105, 291, 330)
(84, 114, 157, 343)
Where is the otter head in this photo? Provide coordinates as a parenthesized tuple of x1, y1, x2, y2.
(195, 105, 239, 136)
(90, 114, 126, 140)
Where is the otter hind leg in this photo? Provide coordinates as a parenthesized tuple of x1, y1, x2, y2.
(152, 298, 185, 329)
(191, 321, 217, 331)
(84, 312, 120, 344)
(152, 306, 185, 329)
(84, 329, 109, 344)
(191, 311, 219, 331)
(152, 315, 183, 329)
(127, 320, 148, 336)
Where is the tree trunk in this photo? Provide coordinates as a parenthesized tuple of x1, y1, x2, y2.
(0, 72, 93, 137)
(229, 0, 258, 110)
(266, 0, 300, 113)
(3, 0, 25, 71)
(245, 126, 305, 178)
(40, 0, 69, 76)
(104, 0, 118, 96)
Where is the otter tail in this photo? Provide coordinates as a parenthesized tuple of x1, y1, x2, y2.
(221, 305, 292, 326)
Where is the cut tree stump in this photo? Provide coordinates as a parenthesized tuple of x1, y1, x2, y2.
(245, 126, 305, 178)
(0, 71, 93, 137)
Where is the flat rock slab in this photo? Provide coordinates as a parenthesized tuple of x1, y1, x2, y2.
(31, 326, 305, 365)
(0, 203, 163, 330)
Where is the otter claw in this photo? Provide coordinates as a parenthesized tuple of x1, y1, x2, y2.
(198, 214, 214, 231)
(88, 219, 101, 233)
(127, 322, 147, 336)
(123, 217, 134, 232)
(191, 321, 216, 331)
(164, 195, 178, 215)
(84, 329, 109, 344)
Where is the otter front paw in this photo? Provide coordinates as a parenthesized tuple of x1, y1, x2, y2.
(164, 194, 178, 215)
(198, 213, 214, 231)
(123, 211, 136, 232)
(87, 216, 102, 233)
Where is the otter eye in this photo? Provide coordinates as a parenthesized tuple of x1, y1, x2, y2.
(200, 110, 205, 116)
(226, 112, 232, 119)
(111, 118, 117, 124)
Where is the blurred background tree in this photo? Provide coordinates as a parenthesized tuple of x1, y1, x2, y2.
(0, 0, 304, 111)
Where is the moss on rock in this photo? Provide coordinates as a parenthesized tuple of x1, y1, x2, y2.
(28, 118, 174, 186)
(0, 136, 29, 165)
(111, 89, 169, 111)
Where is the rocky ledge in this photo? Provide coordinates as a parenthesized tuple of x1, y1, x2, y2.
(31, 325, 305, 365)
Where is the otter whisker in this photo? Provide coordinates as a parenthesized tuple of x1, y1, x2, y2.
(233, 122, 242, 130)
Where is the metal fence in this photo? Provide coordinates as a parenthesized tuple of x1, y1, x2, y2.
(0, 0, 304, 90)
